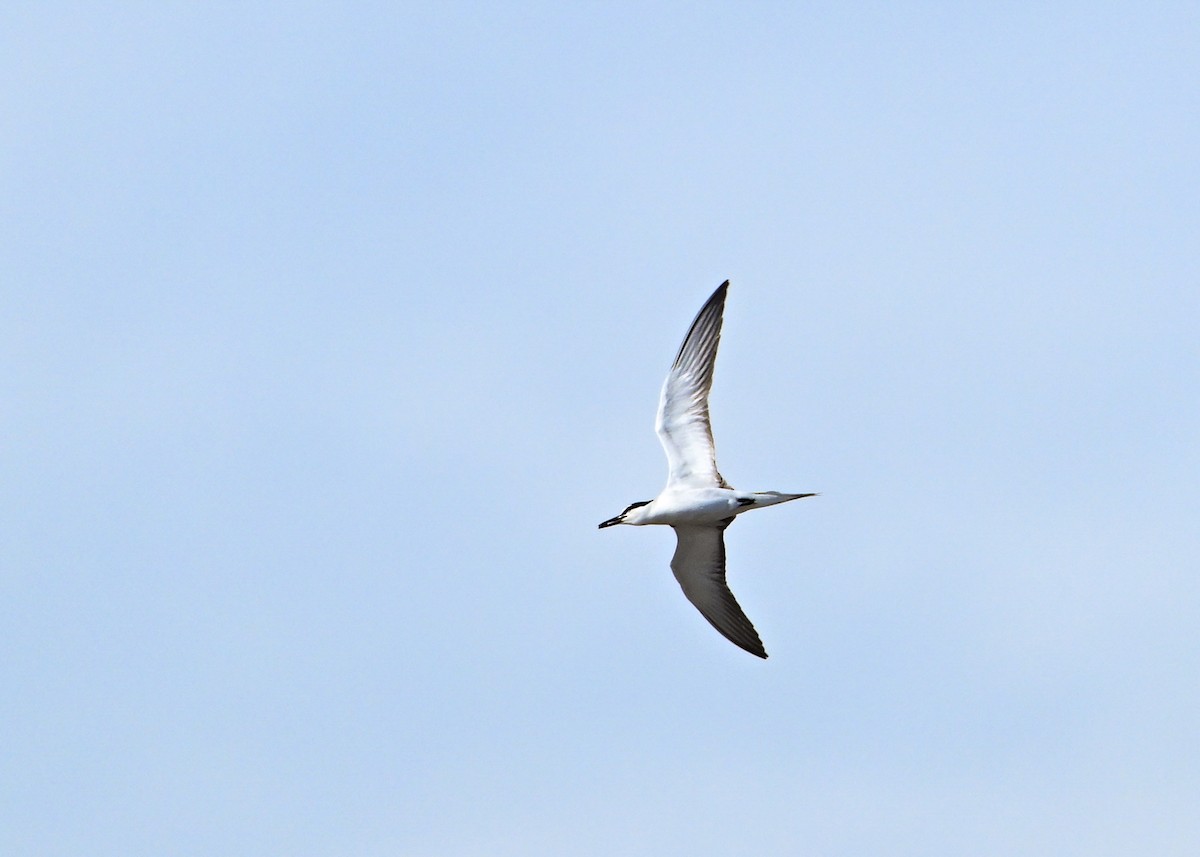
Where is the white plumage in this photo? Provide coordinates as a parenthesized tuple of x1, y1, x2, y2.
(599, 281, 815, 658)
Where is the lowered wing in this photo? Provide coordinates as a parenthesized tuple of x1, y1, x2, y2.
(670, 523, 767, 658)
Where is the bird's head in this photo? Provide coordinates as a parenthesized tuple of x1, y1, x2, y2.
(598, 500, 652, 529)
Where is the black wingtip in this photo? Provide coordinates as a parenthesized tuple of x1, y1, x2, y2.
(703, 279, 729, 308)
(741, 641, 768, 659)
(671, 279, 730, 369)
(706, 280, 729, 303)
(721, 626, 769, 659)
(740, 642, 768, 659)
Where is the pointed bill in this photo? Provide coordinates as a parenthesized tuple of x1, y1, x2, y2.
(670, 524, 767, 658)
(655, 281, 730, 489)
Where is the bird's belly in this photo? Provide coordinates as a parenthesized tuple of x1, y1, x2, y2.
(648, 489, 740, 524)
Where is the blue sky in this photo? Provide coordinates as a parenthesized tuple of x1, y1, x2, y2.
(3, 3, 1198, 855)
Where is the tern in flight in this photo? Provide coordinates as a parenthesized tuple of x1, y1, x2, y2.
(599, 281, 815, 658)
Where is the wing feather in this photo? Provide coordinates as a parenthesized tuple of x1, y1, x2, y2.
(669, 524, 767, 658)
(655, 281, 730, 488)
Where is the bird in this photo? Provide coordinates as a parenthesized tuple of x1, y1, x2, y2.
(599, 280, 815, 658)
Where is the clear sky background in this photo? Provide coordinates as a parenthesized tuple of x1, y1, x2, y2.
(3, 4, 1198, 855)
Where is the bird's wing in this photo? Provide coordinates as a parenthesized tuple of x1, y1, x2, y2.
(655, 281, 730, 489)
(670, 524, 767, 658)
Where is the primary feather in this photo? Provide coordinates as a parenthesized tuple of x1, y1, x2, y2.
(655, 280, 729, 489)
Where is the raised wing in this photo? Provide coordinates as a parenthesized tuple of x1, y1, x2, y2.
(655, 281, 730, 489)
(670, 524, 767, 658)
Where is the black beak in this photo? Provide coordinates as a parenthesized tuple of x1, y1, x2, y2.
(598, 516, 622, 529)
